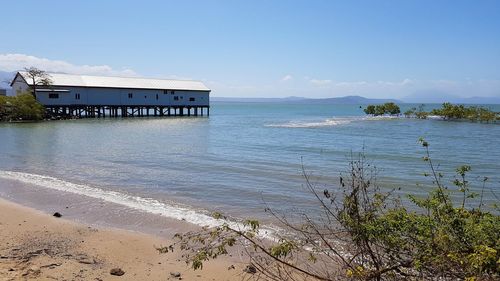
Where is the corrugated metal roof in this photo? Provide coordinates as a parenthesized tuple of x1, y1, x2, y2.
(18, 72, 210, 92)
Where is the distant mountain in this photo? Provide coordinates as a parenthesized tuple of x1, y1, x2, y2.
(211, 96, 306, 103)
(0, 70, 15, 85)
(300, 96, 401, 104)
(0, 71, 15, 95)
(212, 95, 401, 104)
(403, 91, 500, 104)
(214, 92, 499, 105)
(458, 96, 500, 104)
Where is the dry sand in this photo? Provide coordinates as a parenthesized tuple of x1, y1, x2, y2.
(0, 198, 247, 281)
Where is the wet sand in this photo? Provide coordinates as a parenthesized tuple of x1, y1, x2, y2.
(0, 197, 247, 281)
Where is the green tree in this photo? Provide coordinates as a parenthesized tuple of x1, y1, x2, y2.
(403, 107, 416, 118)
(365, 103, 401, 116)
(383, 102, 400, 115)
(374, 104, 386, 116)
(364, 105, 376, 115)
(431, 103, 498, 123)
(0, 95, 10, 120)
(0, 92, 45, 121)
(414, 104, 428, 119)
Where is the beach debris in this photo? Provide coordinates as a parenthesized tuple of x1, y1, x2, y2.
(170, 271, 181, 278)
(53, 212, 62, 218)
(110, 268, 125, 276)
(155, 245, 173, 253)
(243, 264, 257, 274)
(77, 256, 96, 264)
(227, 264, 235, 270)
(40, 263, 62, 269)
(22, 266, 41, 277)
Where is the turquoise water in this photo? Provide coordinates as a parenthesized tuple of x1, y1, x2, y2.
(0, 102, 499, 225)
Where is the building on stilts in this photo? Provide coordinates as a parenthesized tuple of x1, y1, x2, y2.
(10, 72, 210, 118)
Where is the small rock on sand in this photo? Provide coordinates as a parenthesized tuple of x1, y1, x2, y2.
(243, 265, 257, 274)
(110, 268, 125, 276)
(53, 212, 62, 218)
(170, 271, 181, 278)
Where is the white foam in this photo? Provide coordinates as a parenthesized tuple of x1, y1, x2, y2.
(266, 118, 353, 128)
(364, 115, 401, 120)
(266, 115, 403, 128)
(0, 170, 278, 239)
(426, 115, 445, 120)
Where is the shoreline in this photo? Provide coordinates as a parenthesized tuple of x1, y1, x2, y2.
(0, 172, 280, 241)
(0, 196, 245, 280)
(0, 176, 205, 238)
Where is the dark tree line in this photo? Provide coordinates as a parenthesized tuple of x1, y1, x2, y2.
(364, 103, 401, 116)
(405, 103, 499, 123)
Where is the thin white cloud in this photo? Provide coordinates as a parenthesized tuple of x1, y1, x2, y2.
(401, 78, 412, 85)
(0, 54, 138, 77)
(280, 74, 293, 82)
(335, 81, 368, 87)
(309, 78, 332, 86)
(376, 78, 413, 86)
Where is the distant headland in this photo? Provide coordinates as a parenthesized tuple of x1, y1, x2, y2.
(212, 95, 500, 104)
(211, 95, 401, 104)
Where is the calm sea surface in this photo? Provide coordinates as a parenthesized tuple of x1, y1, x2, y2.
(0, 102, 499, 228)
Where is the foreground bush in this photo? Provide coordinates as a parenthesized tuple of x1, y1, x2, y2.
(0, 93, 45, 121)
(162, 140, 499, 280)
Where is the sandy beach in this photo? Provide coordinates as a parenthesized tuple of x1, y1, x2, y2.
(0, 197, 245, 281)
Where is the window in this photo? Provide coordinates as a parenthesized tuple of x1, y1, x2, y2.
(75, 93, 80, 100)
(128, 93, 133, 99)
(144, 95, 147, 99)
(173, 96, 179, 101)
(163, 90, 168, 95)
(171, 91, 175, 95)
(49, 93, 59, 99)
(156, 94, 159, 100)
(189, 97, 195, 102)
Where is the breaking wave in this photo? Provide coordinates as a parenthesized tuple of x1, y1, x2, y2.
(266, 115, 400, 128)
(0, 170, 278, 239)
(266, 118, 353, 128)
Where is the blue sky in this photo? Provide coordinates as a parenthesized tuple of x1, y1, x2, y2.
(1, 0, 499, 99)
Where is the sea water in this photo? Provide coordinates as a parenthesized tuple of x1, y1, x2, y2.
(0, 102, 499, 231)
